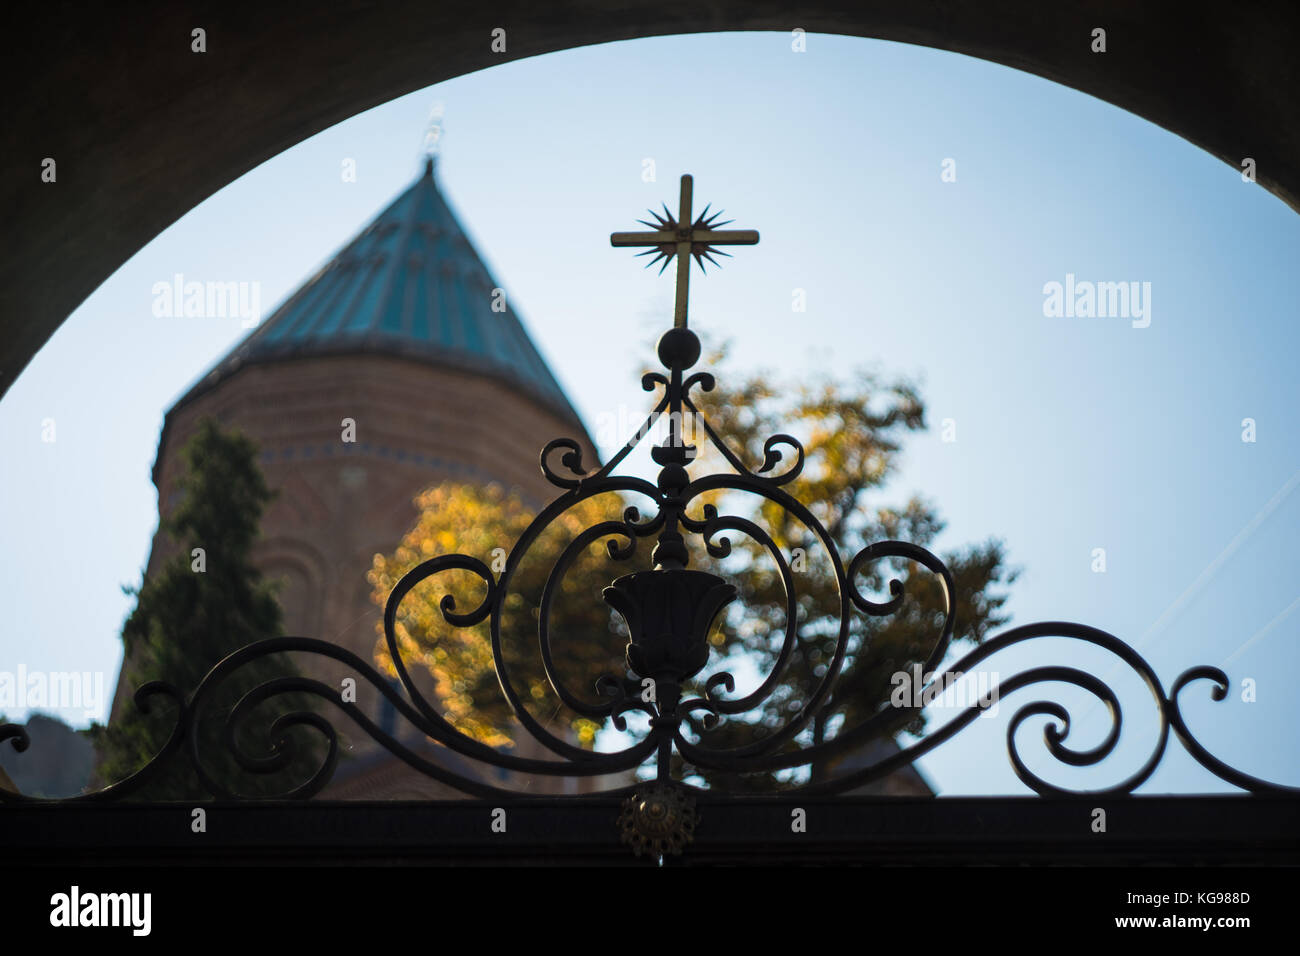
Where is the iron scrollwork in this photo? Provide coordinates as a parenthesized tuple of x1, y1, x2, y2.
(4, 322, 1295, 813)
(4, 176, 1294, 866)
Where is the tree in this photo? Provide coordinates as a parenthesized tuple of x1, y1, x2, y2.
(676, 341, 1015, 789)
(91, 419, 319, 800)
(368, 484, 625, 750)
(371, 342, 1015, 790)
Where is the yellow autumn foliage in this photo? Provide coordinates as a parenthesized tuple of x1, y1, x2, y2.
(369, 483, 630, 749)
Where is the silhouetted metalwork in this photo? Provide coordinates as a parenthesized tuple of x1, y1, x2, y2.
(3, 177, 1293, 841)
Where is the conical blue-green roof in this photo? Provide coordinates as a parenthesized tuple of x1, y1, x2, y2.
(179, 159, 579, 424)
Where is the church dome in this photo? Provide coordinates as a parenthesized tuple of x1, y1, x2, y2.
(120, 155, 600, 799)
(174, 159, 579, 427)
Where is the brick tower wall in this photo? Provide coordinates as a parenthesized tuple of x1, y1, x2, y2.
(108, 352, 604, 797)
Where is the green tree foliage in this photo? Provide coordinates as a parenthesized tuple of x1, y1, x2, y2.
(91, 419, 319, 800)
(373, 343, 1015, 790)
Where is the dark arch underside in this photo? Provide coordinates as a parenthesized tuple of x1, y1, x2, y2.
(3, 1, 1297, 398)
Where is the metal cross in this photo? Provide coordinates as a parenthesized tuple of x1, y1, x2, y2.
(422, 101, 445, 162)
(611, 174, 759, 329)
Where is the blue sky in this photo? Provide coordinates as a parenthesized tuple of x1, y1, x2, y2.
(1, 32, 1296, 794)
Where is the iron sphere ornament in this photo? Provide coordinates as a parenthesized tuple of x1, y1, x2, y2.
(7, 173, 1295, 864)
(657, 326, 702, 369)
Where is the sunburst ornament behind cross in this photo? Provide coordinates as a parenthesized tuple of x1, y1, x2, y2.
(610, 174, 759, 329)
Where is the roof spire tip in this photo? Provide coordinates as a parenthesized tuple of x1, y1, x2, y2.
(422, 101, 444, 178)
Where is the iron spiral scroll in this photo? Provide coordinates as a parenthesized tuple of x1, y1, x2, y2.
(3, 324, 1295, 810)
